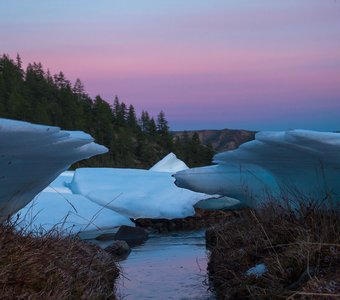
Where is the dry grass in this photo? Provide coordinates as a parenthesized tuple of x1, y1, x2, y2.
(0, 222, 119, 299)
(207, 199, 339, 299)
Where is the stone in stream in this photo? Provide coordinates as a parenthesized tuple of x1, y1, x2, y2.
(95, 232, 117, 241)
(114, 225, 149, 246)
(105, 240, 131, 259)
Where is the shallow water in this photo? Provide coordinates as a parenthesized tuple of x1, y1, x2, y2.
(116, 230, 216, 300)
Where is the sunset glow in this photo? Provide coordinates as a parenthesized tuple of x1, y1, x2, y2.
(1, 0, 339, 130)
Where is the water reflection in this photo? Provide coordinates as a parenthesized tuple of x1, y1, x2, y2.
(117, 230, 216, 300)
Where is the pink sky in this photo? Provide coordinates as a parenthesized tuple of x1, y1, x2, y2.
(1, 0, 339, 130)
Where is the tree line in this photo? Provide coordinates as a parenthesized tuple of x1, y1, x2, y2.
(0, 54, 214, 168)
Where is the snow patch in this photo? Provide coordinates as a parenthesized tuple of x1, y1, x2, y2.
(149, 152, 188, 173)
(246, 263, 267, 277)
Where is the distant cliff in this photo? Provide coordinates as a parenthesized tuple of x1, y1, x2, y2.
(173, 129, 256, 152)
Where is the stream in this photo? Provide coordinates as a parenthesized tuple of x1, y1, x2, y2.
(114, 229, 216, 300)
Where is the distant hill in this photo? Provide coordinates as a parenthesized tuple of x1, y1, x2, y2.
(173, 129, 256, 153)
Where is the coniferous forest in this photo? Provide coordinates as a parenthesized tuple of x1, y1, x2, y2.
(0, 54, 214, 168)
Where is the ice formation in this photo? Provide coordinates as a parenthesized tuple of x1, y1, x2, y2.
(149, 152, 189, 173)
(0, 118, 107, 221)
(174, 130, 340, 207)
(69, 168, 215, 219)
(15, 154, 215, 236)
(5, 118, 338, 237)
(194, 196, 241, 210)
(2, 118, 227, 236)
(17, 171, 134, 238)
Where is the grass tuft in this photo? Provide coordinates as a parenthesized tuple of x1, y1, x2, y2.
(0, 222, 119, 299)
(207, 199, 340, 299)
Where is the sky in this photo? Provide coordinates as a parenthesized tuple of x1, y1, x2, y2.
(1, 0, 339, 131)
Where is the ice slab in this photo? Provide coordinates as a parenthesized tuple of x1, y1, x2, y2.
(175, 164, 278, 207)
(174, 130, 340, 207)
(17, 191, 134, 236)
(0, 118, 108, 221)
(194, 196, 242, 210)
(149, 152, 189, 173)
(16, 171, 134, 237)
(41, 171, 74, 194)
(69, 168, 215, 219)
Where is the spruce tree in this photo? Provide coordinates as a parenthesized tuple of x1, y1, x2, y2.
(156, 110, 169, 134)
(156, 110, 172, 150)
(127, 104, 138, 130)
(140, 110, 150, 132)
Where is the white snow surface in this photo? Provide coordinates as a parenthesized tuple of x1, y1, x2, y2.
(0, 118, 108, 221)
(69, 168, 215, 219)
(18, 192, 134, 236)
(17, 171, 134, 237)
(41, 171, 74, 194)
(149, 152, 189, 173)
(174, 130, 340, 207)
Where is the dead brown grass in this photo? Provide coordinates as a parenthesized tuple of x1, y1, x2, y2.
(0, 223, 119, 299)
(207, 201, 339, 299)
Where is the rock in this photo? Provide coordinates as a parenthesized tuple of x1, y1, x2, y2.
(154, 222, 165, 232)
(134, 219, 153, 227)
(114, 225, 149, 246)
(168, 221, 177, 231)
(105, 240, 131, 259)
(133, 208, 231, 233)
(95, 233, 116, 241)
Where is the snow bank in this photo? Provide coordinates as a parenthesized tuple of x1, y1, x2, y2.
(18, 192, 134, 236)
(17, 171, 134, 238)
(0, 118, 108, 221)
(174, 130, 340, 207)
(149, 152, 188, 173)
(69, 168, 214, 219)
